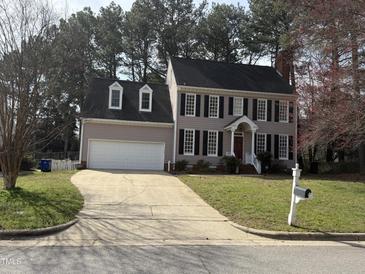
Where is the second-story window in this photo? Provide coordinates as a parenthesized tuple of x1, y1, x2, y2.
(257, 99, 267, 121)
(233, 97, 243, 116)
(108, 82, 123, 110)
(185, 93, 196, 116)
(141, 92, 150, 109)
(209, 95, 219, 118)
(139, 84, 153, 112)
(111, 90, 121, 108)
(279, 101, 289, 122)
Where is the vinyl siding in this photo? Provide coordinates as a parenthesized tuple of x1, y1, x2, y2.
(175, 90, 296, 167)
(81, 122, 174, 164)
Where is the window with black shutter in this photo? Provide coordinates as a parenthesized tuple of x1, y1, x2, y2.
(219, 96, 224, 118)
(274, 134, 279, 159)
(253, 99, 257, 120)
(267, 100, 272, 121)
(266, 134, 272, 152)
(218, 131, 223, 156)
(196, 95, 201, 117)
(244, 98, 248, 116)
(289, 135, 294, 160)
(289, 102, 294, 123)
(195, 130, 200, 155)
(203, 131, 208, 155)
(194, 130, 200, 155)
(204, 95, 209, 117)
(275, 101, 280, 122)
(179, 129, 184, 154)
(228, 97, 233, 115)
(180, 93, 186, 116)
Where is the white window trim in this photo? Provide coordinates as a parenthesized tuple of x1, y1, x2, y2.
(108, 82, 123, 110)
(256, 133, 267, 154)
(183, 129, 195, 156)
(279, 134, 289, 160)
(233, 97, 243, 116)
(257, 98, 267, 121)
(185, 93, 196, 117)
(279, 100, 289, 123)
(139, 84, 153, 112)
(207, 130, 218, 157)
(209, 95, 219, 118)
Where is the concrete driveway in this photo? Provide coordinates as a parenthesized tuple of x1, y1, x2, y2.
(45, 169, 260, 245)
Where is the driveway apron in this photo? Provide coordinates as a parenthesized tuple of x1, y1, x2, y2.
(46, 170, 259, 243)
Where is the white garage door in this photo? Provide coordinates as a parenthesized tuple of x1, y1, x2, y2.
(88, 140, 165, 170)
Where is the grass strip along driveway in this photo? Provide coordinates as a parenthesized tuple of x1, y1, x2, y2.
(179, 175, 365, 233)
(0, 171, 83, 230)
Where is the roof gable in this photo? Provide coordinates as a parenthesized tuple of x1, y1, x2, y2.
(139, 84, 153, 93)
(109, 81, 123, 90)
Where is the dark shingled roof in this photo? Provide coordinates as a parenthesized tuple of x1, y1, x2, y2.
(171, 57, 293, 94)
(82, 78, 173, 123)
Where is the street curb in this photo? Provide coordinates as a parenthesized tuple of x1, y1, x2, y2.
(0, 218, 78, 239)
(229, 221, 365, 241)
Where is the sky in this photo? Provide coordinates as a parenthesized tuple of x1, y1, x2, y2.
(52, 0, 249, 17)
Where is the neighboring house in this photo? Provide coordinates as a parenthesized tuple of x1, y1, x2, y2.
(79, 57, 297, 173)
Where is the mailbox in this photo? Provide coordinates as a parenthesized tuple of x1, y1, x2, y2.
(294, 186, 312, 199)
(288, 164, 314, 226)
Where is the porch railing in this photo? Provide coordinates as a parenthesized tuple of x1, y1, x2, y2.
(245, 152, 261, 174)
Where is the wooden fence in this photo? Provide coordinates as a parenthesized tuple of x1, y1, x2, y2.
(33, 151, 79, 161)
(51, 160, 79, 171)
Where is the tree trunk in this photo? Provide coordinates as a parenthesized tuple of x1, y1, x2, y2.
(350, 31, 364, 174)
(131, 53, 135, 82)
(360, 144, 365, 174)
(1, 151, 21, 190)
(326, 144, 334, 162)
(3, 173, 17, 190)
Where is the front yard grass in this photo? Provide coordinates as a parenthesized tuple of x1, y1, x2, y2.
(179, 174, 365, 232)
(0, 171, 83, 230)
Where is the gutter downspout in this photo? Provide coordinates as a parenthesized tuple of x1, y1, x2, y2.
(78, 119, 84, 164)
(173, 118, 177, 165)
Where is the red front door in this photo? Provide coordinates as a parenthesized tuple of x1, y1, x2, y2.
(234, 136, 243, 160)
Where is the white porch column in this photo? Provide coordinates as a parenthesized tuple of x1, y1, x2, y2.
(251, 129, 256, 157)
(231, 129, 235, 156)
(230, 127, 236, 156)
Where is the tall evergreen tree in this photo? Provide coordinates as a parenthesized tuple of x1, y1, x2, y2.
(95, 2, 124, 78)
(248, 0, 293, 64)
(40, 8, 97, 154)
(124, 0, 158, 82)
(155, 0, 207, 69)
(198, 3, 246, 63)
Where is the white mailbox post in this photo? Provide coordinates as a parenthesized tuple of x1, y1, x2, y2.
(288, 163, 313, 226)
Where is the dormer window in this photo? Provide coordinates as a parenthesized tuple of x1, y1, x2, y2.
(108, 82, 123, 110)
(139, 84, 153, 112)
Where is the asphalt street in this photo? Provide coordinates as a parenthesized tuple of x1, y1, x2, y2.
(0, 244, 364, 274)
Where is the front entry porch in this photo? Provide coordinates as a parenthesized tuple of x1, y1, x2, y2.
(224, 116, 261, 174)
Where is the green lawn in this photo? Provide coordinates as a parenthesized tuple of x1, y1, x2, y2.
(179, 174, 365, 233)
(0, 171, 83, 230)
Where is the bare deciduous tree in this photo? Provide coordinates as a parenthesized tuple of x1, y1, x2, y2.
(0, 0, 54, 189)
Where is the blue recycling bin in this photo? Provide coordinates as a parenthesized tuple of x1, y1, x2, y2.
(40, 159, 52, 172)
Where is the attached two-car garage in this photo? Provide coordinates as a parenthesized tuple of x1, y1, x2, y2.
(88, 140, 165, 170)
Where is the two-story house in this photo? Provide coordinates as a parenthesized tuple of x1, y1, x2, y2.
(79, 57, 297, 173)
